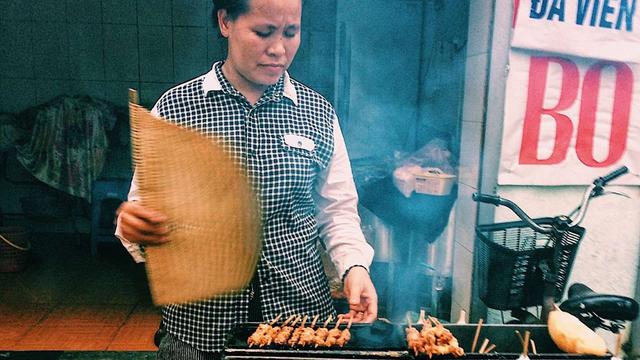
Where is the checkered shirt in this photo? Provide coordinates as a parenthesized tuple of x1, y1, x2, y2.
(155, 62, 338, 352)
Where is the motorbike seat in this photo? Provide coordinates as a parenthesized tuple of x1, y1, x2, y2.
(560, 283, 639, 322)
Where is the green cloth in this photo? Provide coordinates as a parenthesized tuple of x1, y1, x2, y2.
(16, 96, 117, 201)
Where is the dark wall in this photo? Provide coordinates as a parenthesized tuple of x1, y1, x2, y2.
(0, 0, 336, 112)
(0, 1, 469, 236)
(0, 0, 337, 232)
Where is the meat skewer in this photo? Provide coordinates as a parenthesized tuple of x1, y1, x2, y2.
(335, 315, 353, 347)
(274, 315, 300, 346)
(263, 314, 295, 347)
(297, 315, 319, 347)
(406, 312, 464, 357)
(406, 314, 423, 356)
(324, 315, 344, 347)
(287, 315, 308, 347)
(313, 315, 333, 348)
(247, 313, 282, 347)
(419, 310, 435, 353)
(428, 315, 465, 357)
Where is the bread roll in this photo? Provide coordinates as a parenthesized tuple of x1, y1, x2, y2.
(547, 309, 608, 355)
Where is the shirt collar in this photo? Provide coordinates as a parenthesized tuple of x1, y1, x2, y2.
(202, 61, 298, 106)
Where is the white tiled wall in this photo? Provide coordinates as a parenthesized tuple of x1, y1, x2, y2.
(451, 0, 494, 320)
(0, 0, 338, 227)
(465, 1, 493, 58)
(451, 0, 522, 322)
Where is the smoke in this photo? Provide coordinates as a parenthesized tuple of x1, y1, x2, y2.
(336, 0, 469, 321)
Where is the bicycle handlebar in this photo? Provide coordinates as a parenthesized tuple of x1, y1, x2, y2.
(474, 166, 632, 329)
(471, 193, 502, 206)
(597, 166, 629, 186)
(473, 166, 630, 232)
(472, 193, 552, 233)
(569, 166, 629, 226)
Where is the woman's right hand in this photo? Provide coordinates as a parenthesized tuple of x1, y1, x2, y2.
(116, 201, 171, 246)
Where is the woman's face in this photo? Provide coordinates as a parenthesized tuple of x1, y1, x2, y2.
(218, 0, 302, 96)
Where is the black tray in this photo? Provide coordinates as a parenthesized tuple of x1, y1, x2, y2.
(223, 322, 612, 360)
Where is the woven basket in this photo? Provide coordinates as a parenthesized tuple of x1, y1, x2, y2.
(0, 226, 31, 273)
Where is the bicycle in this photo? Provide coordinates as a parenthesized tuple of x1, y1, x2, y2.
(472, 166, 638, 334)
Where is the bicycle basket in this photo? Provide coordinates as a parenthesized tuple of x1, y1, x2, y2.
(475, 218, 584, 310)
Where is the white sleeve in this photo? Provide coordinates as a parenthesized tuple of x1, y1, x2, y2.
(314, 115, 374, 279)
(113, 105, 162, 263)
(114, 171, 145, 263)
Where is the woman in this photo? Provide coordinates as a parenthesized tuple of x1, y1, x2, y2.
(116, 0, 378, 358)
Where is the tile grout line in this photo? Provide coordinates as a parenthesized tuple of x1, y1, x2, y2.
(106, 303, 140, 350)
(15, 303, 57, 349)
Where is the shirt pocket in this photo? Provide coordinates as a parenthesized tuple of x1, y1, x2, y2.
(279, 134, 323, 169)
(282, 143, 319, 163)
(279, 141, 321, 192)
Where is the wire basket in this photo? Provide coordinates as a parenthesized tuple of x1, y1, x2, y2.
(475, 218, 584, 310)
(0, 226, 31, 273)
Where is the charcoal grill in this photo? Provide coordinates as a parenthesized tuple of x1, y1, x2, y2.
(222, 322, 613, 360)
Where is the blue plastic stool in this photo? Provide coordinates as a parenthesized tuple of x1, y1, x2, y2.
(90, 178, 130, 256)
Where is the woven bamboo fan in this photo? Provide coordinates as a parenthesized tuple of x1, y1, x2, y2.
(128, 90, 261, 305)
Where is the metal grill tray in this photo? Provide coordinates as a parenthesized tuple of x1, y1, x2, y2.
(223, 322, 613, 360)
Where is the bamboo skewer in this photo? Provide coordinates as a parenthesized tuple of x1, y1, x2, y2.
(282, 314, 295, 327)
(484, 344, 497, 353)
(478, 338, 490, 354)
(471, 318, 484, 353)
(456, 309, 467, 324)
(428, 315, 442, 327)
(269, 313, 283, 325)
(323, 315, 333, 328)
(310, 315, 319, 328)
(519, 331, 531, 360)
(515, 330, 525, 345)
(291, 316, 301, 327)
(530, 339, 538, 355)
(334, 315, 343, 329)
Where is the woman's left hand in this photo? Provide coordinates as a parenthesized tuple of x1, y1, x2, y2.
(342, 266, 378, 323)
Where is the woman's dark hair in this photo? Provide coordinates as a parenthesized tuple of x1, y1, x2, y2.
(211, 0, 250, 23)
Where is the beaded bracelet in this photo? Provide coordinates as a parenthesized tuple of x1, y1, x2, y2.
(341, 264, 368, 283)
